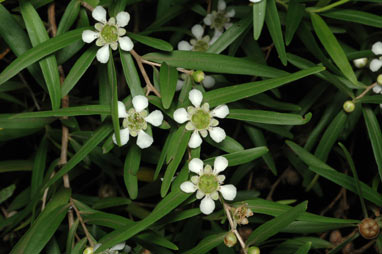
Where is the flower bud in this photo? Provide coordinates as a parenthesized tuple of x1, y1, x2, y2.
(248, 246, 260, 254)
(343, 101, 355, 113)
(192, 70, 205, 83)
(377, 74, 382, 86)
(83, 247, 94, 254)
(353, 57, 368, 68)
(359, 218, 380, 239)
(224, 232, 237, 247)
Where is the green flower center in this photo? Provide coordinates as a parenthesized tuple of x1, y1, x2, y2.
(213, 11, 229, 30)
(123, 110, 147, 134)
(193, 40, 209, 52)
(198, 174, 219, 194)
(101, 25, 118, 43)
(191, 109, 211, 130)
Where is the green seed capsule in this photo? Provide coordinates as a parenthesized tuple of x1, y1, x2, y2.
(343, 100, 355, 113)
(83, 247, 94, 254)
(224, 232, 237, 247)
(377, 74, 382, 86)
(192, 70, 205, 83)
(248, 246, 261, 254)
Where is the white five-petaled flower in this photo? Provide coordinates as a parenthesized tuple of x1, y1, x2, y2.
(370, 41, 382, 72)
(173, 89, 229, 148)
(112, 96, 163, 149)
(178, 24, 219, 52)
(82, 6, 134, 63)
(180, 156, 237, 215)
(203, 0, 235, 37)
(83, 242, 131, 254)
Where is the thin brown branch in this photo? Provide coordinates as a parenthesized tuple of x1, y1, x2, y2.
(320, 188, 346, 216)
(70, 198, 95, 247)
(354, 82, 377, 102)
(140, 58, 193, 75)
(223, 203, 248, 254)
(0, 48, 10, 60)
(81, 1, 94, 12)
(207, 0, 212, 13)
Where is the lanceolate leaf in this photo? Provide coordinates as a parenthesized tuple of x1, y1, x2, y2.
(107, 53, 121, 146)
(181, 232, 226, 254)
(120, 50, 144, 97)
(228, 109, 312, 125)
(285, 0, 305, 46)
(12, 105, 111, 118)
(253, 0, 267, 40)
(124, 144, 141, 199)
(56, 0, 81, 36)
(127, 32, 173, 51)
(159, 62, 178, 109)
(322, 9, 382, 28)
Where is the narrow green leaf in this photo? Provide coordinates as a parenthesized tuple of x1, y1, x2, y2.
(0, 184, 16, 204)
(310, 13, 357, 84)
(159, 62, 178, 109)
(253, 0, 267, 40)
(127, 32, 173, 51)
(107, 53, 121, 146)
(120, 50, 144, 97)
(228, 109, 312, 125)
(143, 51, 287, 78)
(265, 0, 287, 65)
(205, 135, 244, 154)
(66, 219, 79, 254)
(56, 0, 81, 36)
(204, 147, 269, 167)
(295, 242, 312, 254)
(137, 231, 178, 250)
(71, 238, 87, 254)
(249, 93, 301, 112)
(154, 130, 174, 180)
(285, 0, 305, 46)
(207, 16, 252, 54)
(322, 9, 382, 28)
(362, 107, 382, 184)
(246, 201, 308, 245)
(0, 160, 33, 173)
(204, 67, 325, 107)
(355, 95, 382, 104)
(30, 137, 48, 198)
(61, 46, 97, 96)
(124, 144, 141, 199)
(181, 232, 226, 254)
(12, 105, 111, 118)
(92, 197, 131, 210)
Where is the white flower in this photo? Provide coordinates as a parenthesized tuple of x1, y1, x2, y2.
(353, 57, 368, 68)
(180, 156, 237, 215)
(173, 89, 229, 148)
(112, 96, 163, 149)
(203, 0, 235, 33)
(82, 6, 134, 63)
(83, 242, 131, 254)
(370, 41, 382, 72)
(177, 24, 219, 52)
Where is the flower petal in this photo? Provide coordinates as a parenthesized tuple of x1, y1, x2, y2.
(82, 30, 99, 43)
(92, 6, 107, 23)
(226, 8, 235, 18)
(178, 40, 193, 51)
(110, 242, 126, 251)
(373, 84, 382, 94)
(136, 130, 153, 149)
(189, 131, 203, 148)
(219, 184, 237, 201)
(176, 79, 185, 91)
(213, 156, 228, 174)
(224, 22, 233, 30)
(202, 75, 215, 89)
(118, 36, 134, 51)
(200, 196, 215, 215)
(209, 127, 226, 143)
(189, 89, 203, 107)
(145, 110, 163, 127)
(94, 243, 102, 251)
(96, 45, 110, 63)
(372, 41, 382, 55)
(196, 189, 205, 199)
(353, 57, 367, 68)
(210, 30, 223, 45)
(191, 24, 204, 40)
(203, 14, 213, 26)
(212, 104, 229, 118)
(218, 0, 226, 11)
(173, 108, 189, 124)
(370, 59, 382, 72)
(132, 95, 148, 112)
(180, 181, 197, 193)
(117, 101, 128, 118)
(189, 158, 204, 175)
(112, 128, 130, 146)
(116, 11, 130, 27)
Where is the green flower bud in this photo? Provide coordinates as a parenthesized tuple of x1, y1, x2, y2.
(192, 70, 205, 83)
(248, 246, 261, 254)
(377, 74, 382, 86)
(83, 247, 94, 254)
(343, 100, 355, 113)
(224, 232, 237, 247)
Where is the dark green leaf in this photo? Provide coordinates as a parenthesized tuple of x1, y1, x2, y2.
(228, 109, 312, 125)
(160, 62, 178, 109)
(253, 0, 267, 40)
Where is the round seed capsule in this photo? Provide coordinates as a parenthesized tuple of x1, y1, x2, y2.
(343, 100, 355, 113)
(224, 231, 237, 247)
(359, 218, 380, 239)
(192, 70, 205, 83)
(83, 247, 94, 254)
(248, 246, 260, 254)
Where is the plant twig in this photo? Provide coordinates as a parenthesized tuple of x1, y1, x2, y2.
(70, 198, 95, 247)
(353, 82, 377, 102)
(81, 1, 94, 12)
(140, 58, 193, 75)
(223, 202, 248, 254)
(0, 48, 10, 60)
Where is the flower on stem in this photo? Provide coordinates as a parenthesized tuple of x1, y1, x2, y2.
(173, 89, 229, 148)
(203, 0, 235, 37)
(370, 41, 382, 72)
(180, 156, 237, 215)
(82, 6, 134, 63)
(83, 242, 131, 254)
(178, 24, 219, 52)
(113, 96, 163, 149)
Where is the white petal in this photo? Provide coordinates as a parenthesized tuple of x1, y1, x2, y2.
(145, 110, 163, 127)
(92, 6, 107, 23)
(219, 184, 237, 201)
(191, 24, 204, 40)
(176, 79, 185, 91)
(189, 89, 203, 107)
(224, 22, 233, 30)
(117, 101, 127, 118)
(136, 130, 153, 149)
(112, 128, 130, 146)
(210, 30, 223, 45)
(110, 242, 126, 251)
(373, 84, 382, 94)
(250, 0, 262, 2)
(189, 131, 202, 148)
(203, 14, 213, 26)
(96, 45, 110, 63)
(94, 243, 102, 251)
(132, 95, 148, 112)
(178, 40, 193, 51)
(200, 196, 215, 215)
(82, 30, 99, 43)
(218, 0, 226, 11)
(116, 11, 130, 27)
(202, 75, 215, 89)
(372, 41, 382, 55)
(189, 158, 204, 175)
(212, 104, 229, 118)
(196, 189, 205, 199)
(173, 108, 189, 124)
(226, 9, 235, 18)
(118, 36, 134, 51)
(370, 59, 382, 72)
(180, 181, 197, 193)
(353, 57, 367, 68)
(209, 127, 226, 143)
(213, 156, 228, 174)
